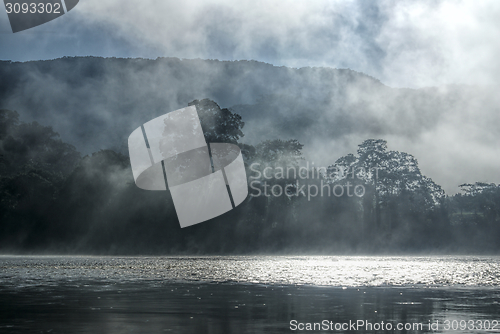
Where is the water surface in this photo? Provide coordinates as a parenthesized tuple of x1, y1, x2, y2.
(1, 256, 499, 333)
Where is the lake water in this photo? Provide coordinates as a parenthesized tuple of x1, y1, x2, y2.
(0, 256, 499, 333)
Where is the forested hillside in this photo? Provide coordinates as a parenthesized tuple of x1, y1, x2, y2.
(1, 57, 499, 194)
(1, 102, 499, 254)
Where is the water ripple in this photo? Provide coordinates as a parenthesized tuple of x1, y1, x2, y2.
(0, 255, 499, 289)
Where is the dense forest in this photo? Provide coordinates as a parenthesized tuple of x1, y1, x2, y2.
(1, 100, 499, 254)
(1, 57, 499, 197)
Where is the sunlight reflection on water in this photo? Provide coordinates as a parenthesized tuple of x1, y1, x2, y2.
(1, 255, 499, 288)
(1, 256, 500, 333)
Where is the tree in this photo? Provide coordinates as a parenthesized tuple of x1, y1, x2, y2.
(188, 99, 245, 144)
(254, 139, 304, 168)
(0, 109, 80, 176)
(458, 182, 500, 225)
(249, 139, 304, 197)
(326, 139, 445, 249)
(0, 109, 20, 139)
(0, 109, 81, 250)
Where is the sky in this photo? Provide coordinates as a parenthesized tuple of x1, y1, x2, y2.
(1, 0, 500, 88)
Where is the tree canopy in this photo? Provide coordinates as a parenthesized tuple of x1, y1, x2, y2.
(0, 103, 499, 254)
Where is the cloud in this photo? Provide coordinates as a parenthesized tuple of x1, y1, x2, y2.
(2, 0, 499, 87)
(63, 0, 500, 87)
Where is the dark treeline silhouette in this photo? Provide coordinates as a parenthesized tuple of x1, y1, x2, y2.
(1, 56, 499, 197)
(1, 102, 499, 254)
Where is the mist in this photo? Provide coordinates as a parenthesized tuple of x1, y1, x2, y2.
(1, 57, 499, 194)
(2, 0, 500, 88)
(1, 1, 500, 254)
(2, 3, 500, 334)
